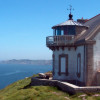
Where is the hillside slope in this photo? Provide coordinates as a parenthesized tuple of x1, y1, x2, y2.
(0, 77, 99, 100)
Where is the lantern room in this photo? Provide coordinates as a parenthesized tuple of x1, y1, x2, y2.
(46, 13, 88, 48)
(52, 14, 87, 36)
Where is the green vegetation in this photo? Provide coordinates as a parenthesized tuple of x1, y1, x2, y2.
(0, 77, 100, 100)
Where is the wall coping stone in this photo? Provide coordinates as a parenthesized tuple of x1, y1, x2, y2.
(31, 77, 100, 94)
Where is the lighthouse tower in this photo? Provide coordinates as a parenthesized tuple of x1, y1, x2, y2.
(46, 8, 88, 86)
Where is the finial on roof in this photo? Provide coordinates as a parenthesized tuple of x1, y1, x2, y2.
(67, 5, 74, 20)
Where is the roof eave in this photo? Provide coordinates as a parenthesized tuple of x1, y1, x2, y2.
(52, 25, 88, 29)
(75, 39, 96, 45)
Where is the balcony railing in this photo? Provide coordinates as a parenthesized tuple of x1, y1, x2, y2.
(46, 35, 75, 46)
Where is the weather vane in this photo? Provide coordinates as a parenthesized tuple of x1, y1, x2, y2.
(67, 5, 74, 14)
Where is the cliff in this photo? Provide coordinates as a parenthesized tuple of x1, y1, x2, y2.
(0, 59, 52, 65)
(0, 75, 100, 100)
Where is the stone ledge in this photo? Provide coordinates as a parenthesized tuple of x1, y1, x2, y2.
(31, 77, 100, 94)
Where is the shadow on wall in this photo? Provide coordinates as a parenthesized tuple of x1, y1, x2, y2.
(97, 71, 100, 86)
(90, 71, 100, 86)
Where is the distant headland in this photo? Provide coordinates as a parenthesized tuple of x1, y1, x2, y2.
(0, 59, 52, 65)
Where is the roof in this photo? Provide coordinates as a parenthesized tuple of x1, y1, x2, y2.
(52, 19, 86, 28)
(75, 14, 100, 44)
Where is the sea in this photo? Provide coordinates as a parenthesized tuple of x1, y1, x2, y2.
(0, 64, 52, 89)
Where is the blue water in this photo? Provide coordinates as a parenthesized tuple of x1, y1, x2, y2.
(0, 64, 52, 89)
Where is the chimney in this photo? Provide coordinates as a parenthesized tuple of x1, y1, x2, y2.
(77, 18, 89, 24)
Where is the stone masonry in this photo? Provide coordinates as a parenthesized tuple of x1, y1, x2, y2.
(31, 77, 100, 94)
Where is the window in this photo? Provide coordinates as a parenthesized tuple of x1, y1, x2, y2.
(57, 29, 61, 35)
(53, 29, 56, 36)
(59, 54, 68, 76)
(68, 26, 75, 35)
(61, 30, 64, 35)
(77, 53, 81, 78)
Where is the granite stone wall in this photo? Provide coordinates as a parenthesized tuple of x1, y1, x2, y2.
(31, 77, 100, 94)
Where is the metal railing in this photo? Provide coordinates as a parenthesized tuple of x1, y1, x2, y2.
(46, 35, 75, 46)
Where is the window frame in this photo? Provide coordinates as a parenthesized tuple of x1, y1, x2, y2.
(58, 54, 68, 76)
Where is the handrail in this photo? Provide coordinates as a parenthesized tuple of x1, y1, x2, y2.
(46, 35, 75, 46)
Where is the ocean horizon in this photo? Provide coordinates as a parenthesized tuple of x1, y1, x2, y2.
(0, 64, 52, 89)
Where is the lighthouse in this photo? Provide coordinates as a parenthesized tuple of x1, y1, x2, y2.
(46, 8, 100, 86)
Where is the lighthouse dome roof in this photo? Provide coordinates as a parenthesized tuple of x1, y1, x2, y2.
(52, 19, 87, 28)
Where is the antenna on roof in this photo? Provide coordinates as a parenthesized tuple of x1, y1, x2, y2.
(67, 5, 74, 20)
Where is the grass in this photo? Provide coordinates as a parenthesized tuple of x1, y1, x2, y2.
(0, 77, 100, 100)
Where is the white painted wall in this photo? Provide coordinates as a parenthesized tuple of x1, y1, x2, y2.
(93, 32, 100, 72)
(53, 46, 85, 83)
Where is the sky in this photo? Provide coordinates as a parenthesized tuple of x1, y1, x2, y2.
(0, 0, 99, 60)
